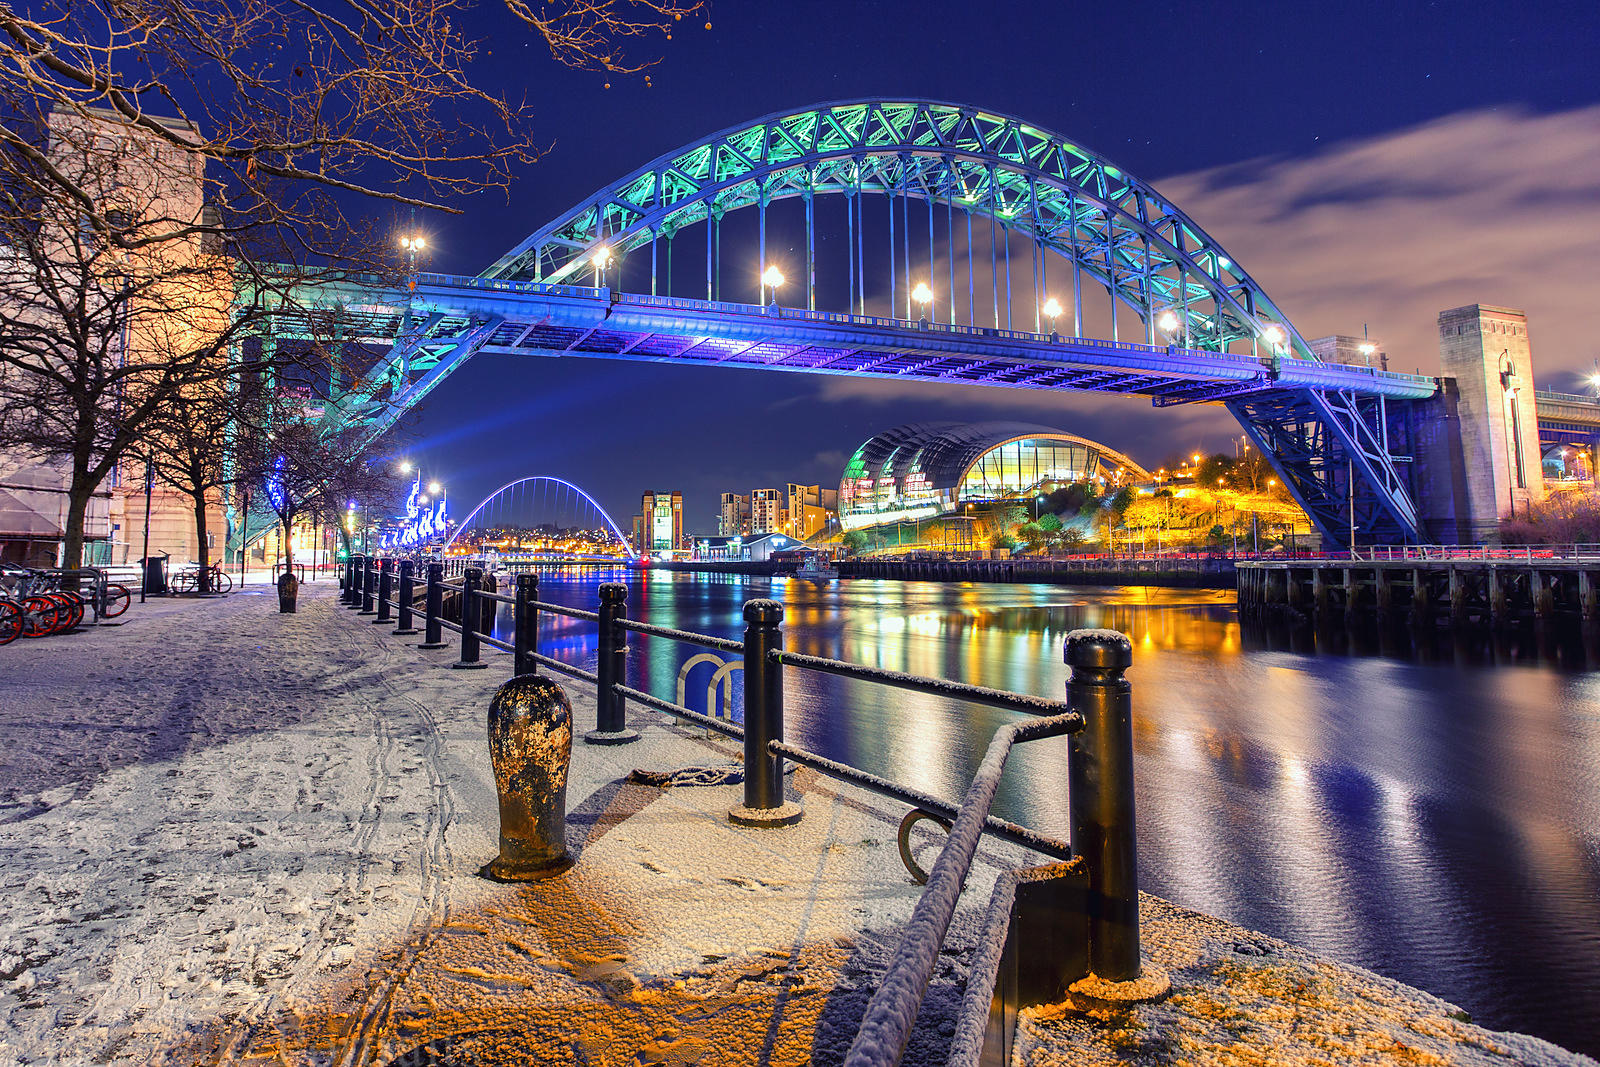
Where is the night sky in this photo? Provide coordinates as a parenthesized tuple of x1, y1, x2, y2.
(393, 1, 1600, 532)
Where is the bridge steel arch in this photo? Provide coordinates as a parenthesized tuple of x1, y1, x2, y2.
(282, 100, 1439, 547)
(444, 475, 638, 559)
(485, 99, 1310, 362)
(480, 100, 1421, 545)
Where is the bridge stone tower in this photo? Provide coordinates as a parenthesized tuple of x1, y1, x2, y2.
(1437, 305, 1544, 540)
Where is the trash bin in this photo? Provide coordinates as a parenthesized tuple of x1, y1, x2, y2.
(277, 571, 299, 614)
(140, 554, 169, 596)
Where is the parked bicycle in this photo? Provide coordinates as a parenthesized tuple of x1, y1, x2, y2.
(0, 565, 129, 644)
(169, 561, 233, 595)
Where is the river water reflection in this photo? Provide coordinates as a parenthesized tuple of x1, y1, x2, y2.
(493, 568, 1600, 1056)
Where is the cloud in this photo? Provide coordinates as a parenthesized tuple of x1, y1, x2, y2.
(1158, 104, 1600, 386)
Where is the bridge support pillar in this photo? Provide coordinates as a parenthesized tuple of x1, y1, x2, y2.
(1448, 567, 1467, 625)
(1375, 568, 1393, 615)
(1489, 568, 1509, 626)
(1580, 570, 1598, 623)
(1436, 305, 1546, 541)
(1343, 568, 1359, 621)
(1411, 568, 1431, 623)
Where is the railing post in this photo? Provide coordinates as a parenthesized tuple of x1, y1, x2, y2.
(394, 559, 418, 635)
(341, 556, 356, 605)
(419, 562, 447, 649)
(359, 556, 376, 615)
(452, 566, 488, 670)
(374, 558, 394, 623)
(729, 598, 801, 827)
(1065, 629, 1141, 982)
(584, 583, 638, 745)
(514, 572, 539, 676)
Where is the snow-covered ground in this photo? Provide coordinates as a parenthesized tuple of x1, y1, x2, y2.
(1, 583, 1592, 1066)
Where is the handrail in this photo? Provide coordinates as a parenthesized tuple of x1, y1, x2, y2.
(617, 617, 745, 653)
(774, 649, 1075, 717)
(844, 713, 1082, 1067)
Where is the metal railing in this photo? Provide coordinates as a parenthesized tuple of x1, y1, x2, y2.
(337, 554, 1147, 1066)
(1347, 543, 1600, 563)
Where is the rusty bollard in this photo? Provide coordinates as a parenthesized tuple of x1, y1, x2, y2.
(483, 674, 575, 881)
(277, 570, 299, 614)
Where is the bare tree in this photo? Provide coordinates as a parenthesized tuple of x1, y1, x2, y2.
(242, 412, 402, 569)
(144, 372, 266, 592)
(0, 0, 703, 253)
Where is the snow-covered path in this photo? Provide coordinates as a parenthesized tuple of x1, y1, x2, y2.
(2, 582, 1593, 1066)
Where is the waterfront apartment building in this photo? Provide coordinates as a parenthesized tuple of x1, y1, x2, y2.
(750, 488, 784, 535)
(785, 483, 840, 541)
(718, 492, 752, 537)
(636, 490, 684, 553)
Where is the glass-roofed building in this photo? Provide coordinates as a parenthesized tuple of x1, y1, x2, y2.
(838, 422, 1151, 531)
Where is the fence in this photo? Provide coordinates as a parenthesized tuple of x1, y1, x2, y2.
(338, 553, 1150, 1066)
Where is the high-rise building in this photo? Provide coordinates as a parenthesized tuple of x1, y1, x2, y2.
(785, 483, 840, 540)
(719, 492, 751, 536)
(751, 488, 783, 535)
(637, 490, 684, 553)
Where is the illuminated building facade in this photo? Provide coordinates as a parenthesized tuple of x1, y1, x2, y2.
(636, 490, 683, 553)
(785, 483, 839, 540)
(838, 422, 1149, 531)
(719, 492, 751, 536)
(751, 488, 783, 535)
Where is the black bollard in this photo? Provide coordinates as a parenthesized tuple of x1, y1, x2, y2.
(584, 583, 638, 744)
(346, 555, 364, 607)
(729, 599, 801, 827)
(1065, 628, 1141, 982)
(393, 560, 418, 635)
(514, 572, 539, 676)
(419, 562, 448, 649)
(341, 556, 355, 605)
(452, 567, 488, 669)
(482, 673, 574, 881)
(276, 570, 299, 614)
(374, 558, 394, 623)
(359, 557, 376, 615)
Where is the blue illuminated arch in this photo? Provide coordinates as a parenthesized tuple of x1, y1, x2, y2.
(444, 476, 637, 558)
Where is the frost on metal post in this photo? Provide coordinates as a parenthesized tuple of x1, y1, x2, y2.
(483, 674, 574, 882)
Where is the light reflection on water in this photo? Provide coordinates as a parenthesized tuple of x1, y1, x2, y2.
(492, 568, 1600, 1057)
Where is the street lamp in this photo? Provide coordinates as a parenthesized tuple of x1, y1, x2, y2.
(761, 264, 785, 306)
(1042, 297, 1062, 337)
(591, 245, 612, 288)
(398, 461, 413, 474)
(911, 282, 933, 325)
(1262, 324, 1286, 353)
(1358, 341, 1377, 366)
(399, 234, 426, 266)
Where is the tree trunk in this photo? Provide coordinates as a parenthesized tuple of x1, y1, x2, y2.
(62, 482, 95, 570)
(192, 492, 211, 594)
(281, 516, 295, 569)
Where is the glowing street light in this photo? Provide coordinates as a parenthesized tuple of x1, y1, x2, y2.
(761, 264, 785, 306)
(1158, 310, 1181, 334)
(398, 460, 413, 474)
(911, 282, 933, 324)
(1042, 297, 1063, 336)
(1358, 341, 1377, 365)
(428, 481, 442, 495)
(590, 244, 612, 287)
(1262, 324, 1286, 351)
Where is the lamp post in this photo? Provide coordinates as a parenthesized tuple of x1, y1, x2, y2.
(591, 244, 612, 289)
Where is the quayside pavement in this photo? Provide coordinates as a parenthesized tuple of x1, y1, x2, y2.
(0, 583, 1591, 1066)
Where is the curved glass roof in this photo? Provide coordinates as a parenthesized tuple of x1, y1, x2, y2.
(840, 421, 1150, 501)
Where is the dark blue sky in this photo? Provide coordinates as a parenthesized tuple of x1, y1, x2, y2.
(395, 0, 1600, 532)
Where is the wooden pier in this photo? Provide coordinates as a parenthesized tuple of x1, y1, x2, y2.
(1237, 553, 1600, 627)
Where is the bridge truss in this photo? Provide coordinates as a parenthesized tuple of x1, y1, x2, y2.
(256, 99, 1455, 548)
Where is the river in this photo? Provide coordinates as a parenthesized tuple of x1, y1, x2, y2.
(491, 567, 1600, 1057)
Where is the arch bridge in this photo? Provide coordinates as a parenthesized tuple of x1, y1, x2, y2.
(444, 475, 636, 561)
(257, 99, 1576, 548)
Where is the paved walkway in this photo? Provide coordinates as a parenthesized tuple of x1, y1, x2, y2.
(0, 585, 1591, 1065)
